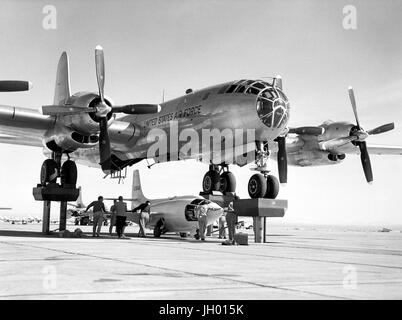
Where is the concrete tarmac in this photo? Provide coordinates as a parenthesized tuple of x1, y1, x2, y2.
(0, 221, 402, 299)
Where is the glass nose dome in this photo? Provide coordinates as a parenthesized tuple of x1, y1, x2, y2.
(257, 88, 289, 128)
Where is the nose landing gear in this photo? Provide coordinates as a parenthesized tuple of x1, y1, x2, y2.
(247, 141, 280, 199)
(248, 173, 279, 199)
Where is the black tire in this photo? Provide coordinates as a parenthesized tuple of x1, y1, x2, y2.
(219, 171, 236, 193)
(154, 219, 164, 238)
(265, 175, 280, 199)
(61, 160, 77, 186)
(202, 170, 220, 194)
(248, 174, 267, 198)
(179, 232, 188, 238)
(40, 159, 58, 185)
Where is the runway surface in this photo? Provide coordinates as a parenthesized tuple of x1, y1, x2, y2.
(0, 221, 401, 299)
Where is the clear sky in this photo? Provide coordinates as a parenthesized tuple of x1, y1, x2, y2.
(0, 0, 401, 225)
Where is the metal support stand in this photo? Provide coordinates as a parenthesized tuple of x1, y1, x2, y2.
(33, 184, 79, 235)
(59, 201, 67, 231)
(42, 200, 51, 235)
(253, 217, 263, 243)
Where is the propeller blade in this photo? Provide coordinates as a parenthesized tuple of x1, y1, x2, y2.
(95, 45, 105, 102)
(367, 123, 395, 135)
(99, 118, 111, 173)
(0, 80, 32, 92)
(112, 104, 161, 115)
(42, 105, 96, 116)
(357, 141, 373, 183)
(275, 136, 287, 184)
(288, 126, 324, 135)
(348, 86, 361, 129)
(319, 136, 357, 151)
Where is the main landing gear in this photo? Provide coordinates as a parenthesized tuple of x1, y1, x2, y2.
(34, 152, 79, 235)
(201, 141, 280, 199)
(202, 164, 236, 194)
(40, 152, 77, 187)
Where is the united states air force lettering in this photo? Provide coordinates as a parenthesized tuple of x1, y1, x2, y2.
(145, 105, 201, 127)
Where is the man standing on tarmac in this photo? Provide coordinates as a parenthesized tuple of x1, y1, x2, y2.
(225, 202, 237, 245)
(109, 199, 117, 236)
(85, 196, 106, 237)
(197, 203, 208, 241)
(133, 200, 151, 237)
(114, 196, 128, 239)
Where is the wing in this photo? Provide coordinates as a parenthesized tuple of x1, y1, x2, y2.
(367, 144, 402, 155)
(0, 105, 53, 147)
(338, 143, 402, 155)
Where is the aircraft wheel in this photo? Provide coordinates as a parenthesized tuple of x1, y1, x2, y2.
(40, 159, 58, 185)
(180, 232, 188, 238)
(61, 160, 77, 186)
(248, 174, 267, 198)
(154, 219, 164, 238)
(219, 171, 236, 193)
(202, 170, 220, 194)
(265, 175, 280, 199)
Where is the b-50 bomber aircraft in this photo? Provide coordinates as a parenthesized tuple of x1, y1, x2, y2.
(0, 46, 294, 199)
(0, 46, 400, 199)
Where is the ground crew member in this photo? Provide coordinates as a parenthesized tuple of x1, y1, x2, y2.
(197, 203, 208, 241)
(85, 196, 106, 237)
(218, 210, 227, 239)
(109, 200, 117, 236)
(226, 201, 237, 245)
(114, 196, 128, 239)
(133, 200, 150, 237)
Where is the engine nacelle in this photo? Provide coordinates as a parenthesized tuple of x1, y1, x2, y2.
(43, 124, 99, 153)
(319, 121, 355, 142)
(61, 92, 115, 136)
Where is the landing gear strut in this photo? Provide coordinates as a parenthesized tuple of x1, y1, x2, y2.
(202, 164, 236, 194)
(247, 141, 280, 199)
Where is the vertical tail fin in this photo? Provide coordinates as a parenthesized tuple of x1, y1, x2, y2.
(76, 186, 85, 208)
(54, 52, 71, 105)
(131, 170, 147, 210)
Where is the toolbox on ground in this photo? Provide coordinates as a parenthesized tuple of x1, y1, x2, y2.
(234, 232, 248, 245)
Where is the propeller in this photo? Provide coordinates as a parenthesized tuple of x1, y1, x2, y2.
(41, 45, 161, 173)
(0, 80, 32, 92)
(92, 46, 160, 173)
(275, 136, 287, 184)
(346, 87, 394, 183)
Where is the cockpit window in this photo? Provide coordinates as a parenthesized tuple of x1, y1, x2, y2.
(185, 204, 198, 221)
(226, 85, 237, 94)
(190, 199, 204, 205)
(223, 79, 287, 97)
(235, 85, 246, 93)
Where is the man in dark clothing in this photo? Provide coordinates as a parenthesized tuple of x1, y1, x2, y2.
(114, 196, 128, 239)
(85, 196, 106, 237)
(133, 200, 150, 237)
